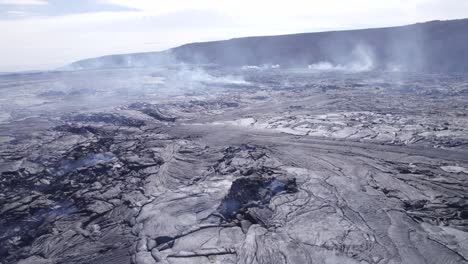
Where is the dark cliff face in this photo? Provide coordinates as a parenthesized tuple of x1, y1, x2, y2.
(171, 19, 468, 72)
(68, 19, 468, 73)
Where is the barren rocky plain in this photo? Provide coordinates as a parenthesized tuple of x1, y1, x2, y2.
(1, 66, 468, 264)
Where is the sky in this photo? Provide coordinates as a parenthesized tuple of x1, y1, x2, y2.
(0, 0, 467, 71)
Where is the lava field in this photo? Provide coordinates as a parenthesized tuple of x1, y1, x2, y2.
(0, 67, 467, 264)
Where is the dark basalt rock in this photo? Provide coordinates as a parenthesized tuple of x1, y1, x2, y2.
(38, 90, 67, 97)
(218, 177, 297, 224)
(66, 113, 146, 127)
(54, 124, 100, 135)
(128, 102, 176, 122)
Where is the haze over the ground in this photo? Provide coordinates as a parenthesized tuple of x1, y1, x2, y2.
(1, 0, 468, 71)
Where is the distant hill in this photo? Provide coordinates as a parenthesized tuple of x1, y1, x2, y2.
(67, 18, 468, 73)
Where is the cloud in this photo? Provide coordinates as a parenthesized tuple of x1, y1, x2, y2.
(0, 10, 243, 71)
(0, 0, 467, 71)
(96, 0, 468, 29)
(0, 0, 47, 5)
(5, 10, 31, 16)
(0, 0, 136, 19)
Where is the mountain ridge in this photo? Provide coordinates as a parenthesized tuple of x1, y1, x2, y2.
(67, 18, 468, 72)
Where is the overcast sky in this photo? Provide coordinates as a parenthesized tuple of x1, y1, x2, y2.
(0, 0, 467, 71)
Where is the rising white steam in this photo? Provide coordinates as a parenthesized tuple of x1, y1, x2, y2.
(308, 45, 375, 72)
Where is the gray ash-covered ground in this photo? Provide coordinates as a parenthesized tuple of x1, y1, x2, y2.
(0, 67, 468, 264)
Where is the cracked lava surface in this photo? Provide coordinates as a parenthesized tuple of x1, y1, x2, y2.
(0, 68, 467, 264)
